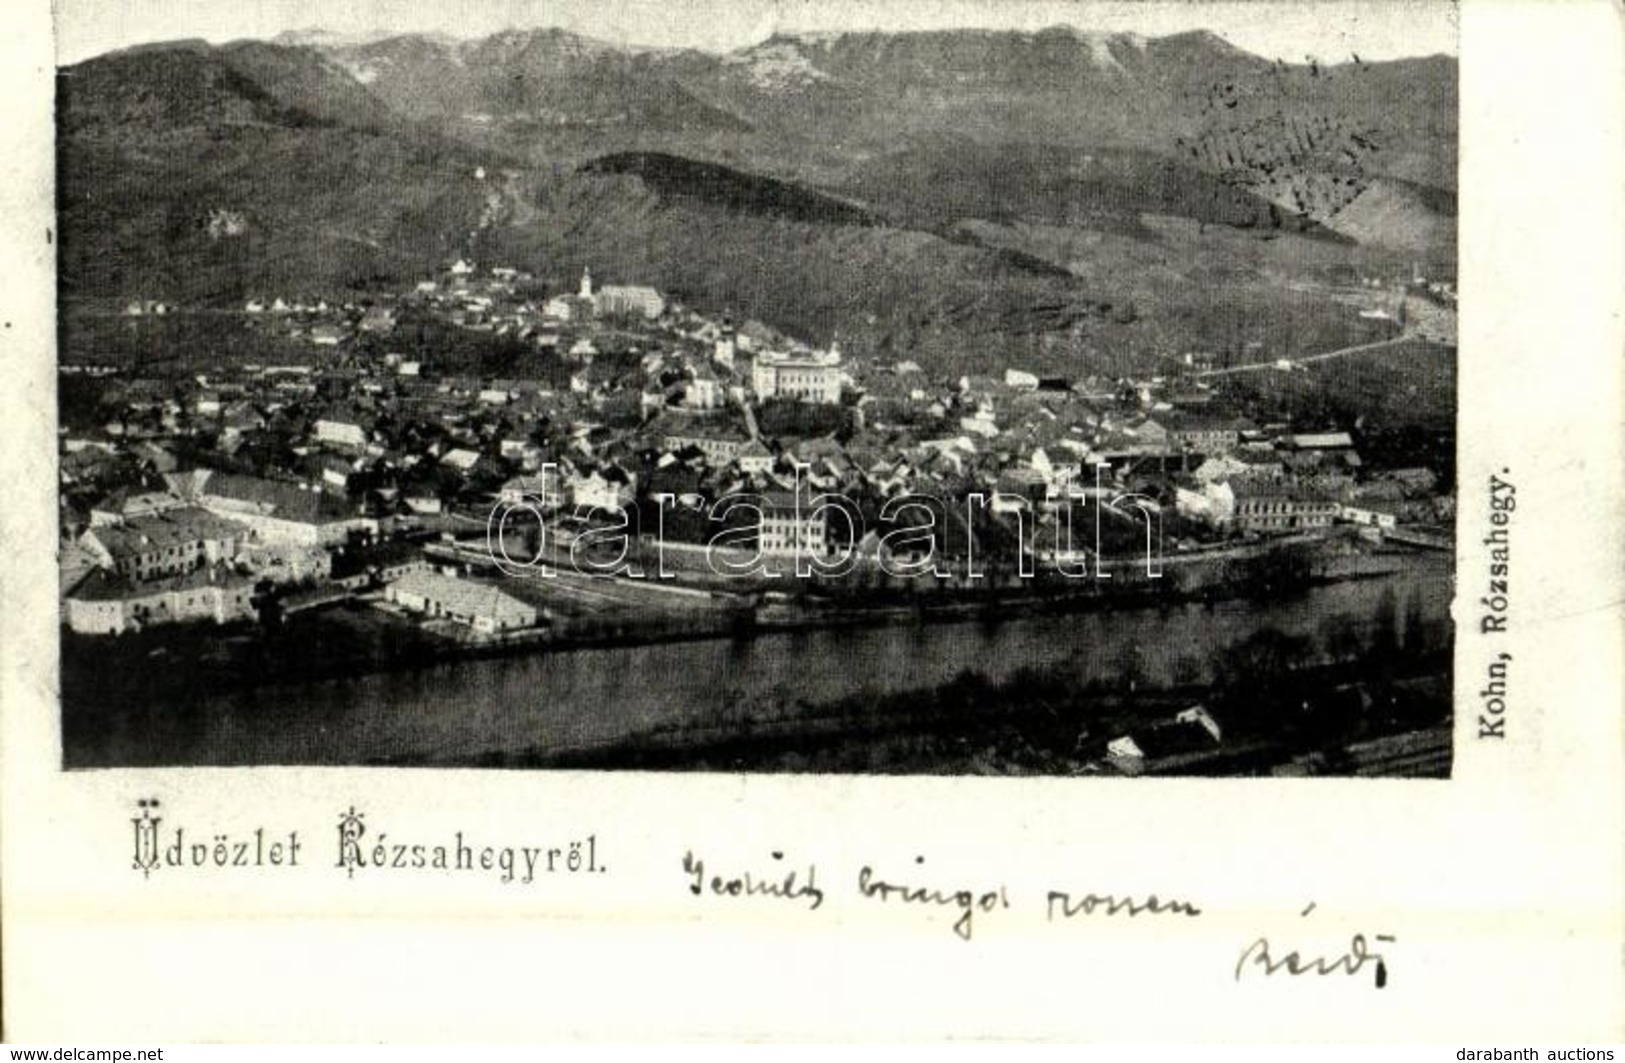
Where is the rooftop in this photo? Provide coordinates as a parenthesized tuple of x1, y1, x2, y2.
(199, 472, 357, 524)
(392, 571, 535, 621)
(84, 506, 242, 557)
(66, 564, 250, 603)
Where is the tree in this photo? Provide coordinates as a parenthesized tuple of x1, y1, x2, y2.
(1318, 614, 1366, 663)
(1219, 627, 1315, 691)
(1371, 586, 1401, 663)
(1401, 586, 1430, 656)
(1113, 643, 1149, 693)
(1171, 653, 1205, 686)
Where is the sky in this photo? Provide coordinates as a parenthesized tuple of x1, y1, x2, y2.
(55, 0, 1458, 65)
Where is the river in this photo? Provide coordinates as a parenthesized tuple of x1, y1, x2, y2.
(64, 557, 1454, 768)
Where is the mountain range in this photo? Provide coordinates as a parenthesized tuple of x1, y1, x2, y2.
(57, 25, 1456, 376)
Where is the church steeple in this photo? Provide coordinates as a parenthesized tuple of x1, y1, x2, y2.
(579, 267, 594, 300)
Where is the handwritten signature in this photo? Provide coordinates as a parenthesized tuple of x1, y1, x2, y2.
(1235, 923, 1393, 987)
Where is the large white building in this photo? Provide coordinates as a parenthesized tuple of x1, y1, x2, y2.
(757, 491, 831, 557)
(685, 365, 723, 411)
(751, 346, 843, 405)
(387, 571, 538, 634)
(63, 566, 255, 636)
(577, 267, 666, 320)
(1229, 485, 1340, 534)
(598, 285, 666, 321)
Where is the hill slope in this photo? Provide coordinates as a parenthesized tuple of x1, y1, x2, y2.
(1323, 178, 1457, 257)
(57, 28, 1456, 377)
(57, 45, 503, 301)
(836, 138, 1335, 236)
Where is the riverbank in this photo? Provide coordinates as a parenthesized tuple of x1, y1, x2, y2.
(455, 650, 1454, 777)
(61, 545, 1438, 713)
(62, 555, 1455, 769)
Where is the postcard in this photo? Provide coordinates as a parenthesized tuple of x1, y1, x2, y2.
(3, 0, 1621, 1043)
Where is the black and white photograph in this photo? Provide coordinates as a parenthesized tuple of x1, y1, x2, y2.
(10, 0, 1625, 1046)
(55, 0, 1459, 776)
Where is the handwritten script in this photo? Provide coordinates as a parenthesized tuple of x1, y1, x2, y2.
(681, 849, 1391, 987)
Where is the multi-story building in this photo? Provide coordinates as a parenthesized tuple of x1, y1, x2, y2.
(663, 431, 747, 464)
(685, 365, 724, 411)
(1229, 486, 1340, 534)
(78, 507, 243, 583)
(757, 490, 830, 557)
(1141, 413, 1252, 456)
(63, 566, 255, 636)
(597, 285, 666, 321)
(192, 472, 375, 548)
(751, 349, 843, 405)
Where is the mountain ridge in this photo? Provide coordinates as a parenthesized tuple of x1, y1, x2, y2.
(81, 23, 1459, 67)
(57, 24, 1456, 378)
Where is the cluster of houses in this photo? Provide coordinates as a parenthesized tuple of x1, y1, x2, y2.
(64, 260, 1450, 637)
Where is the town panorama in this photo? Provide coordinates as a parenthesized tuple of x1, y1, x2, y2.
(56, 20, 1458, 774)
